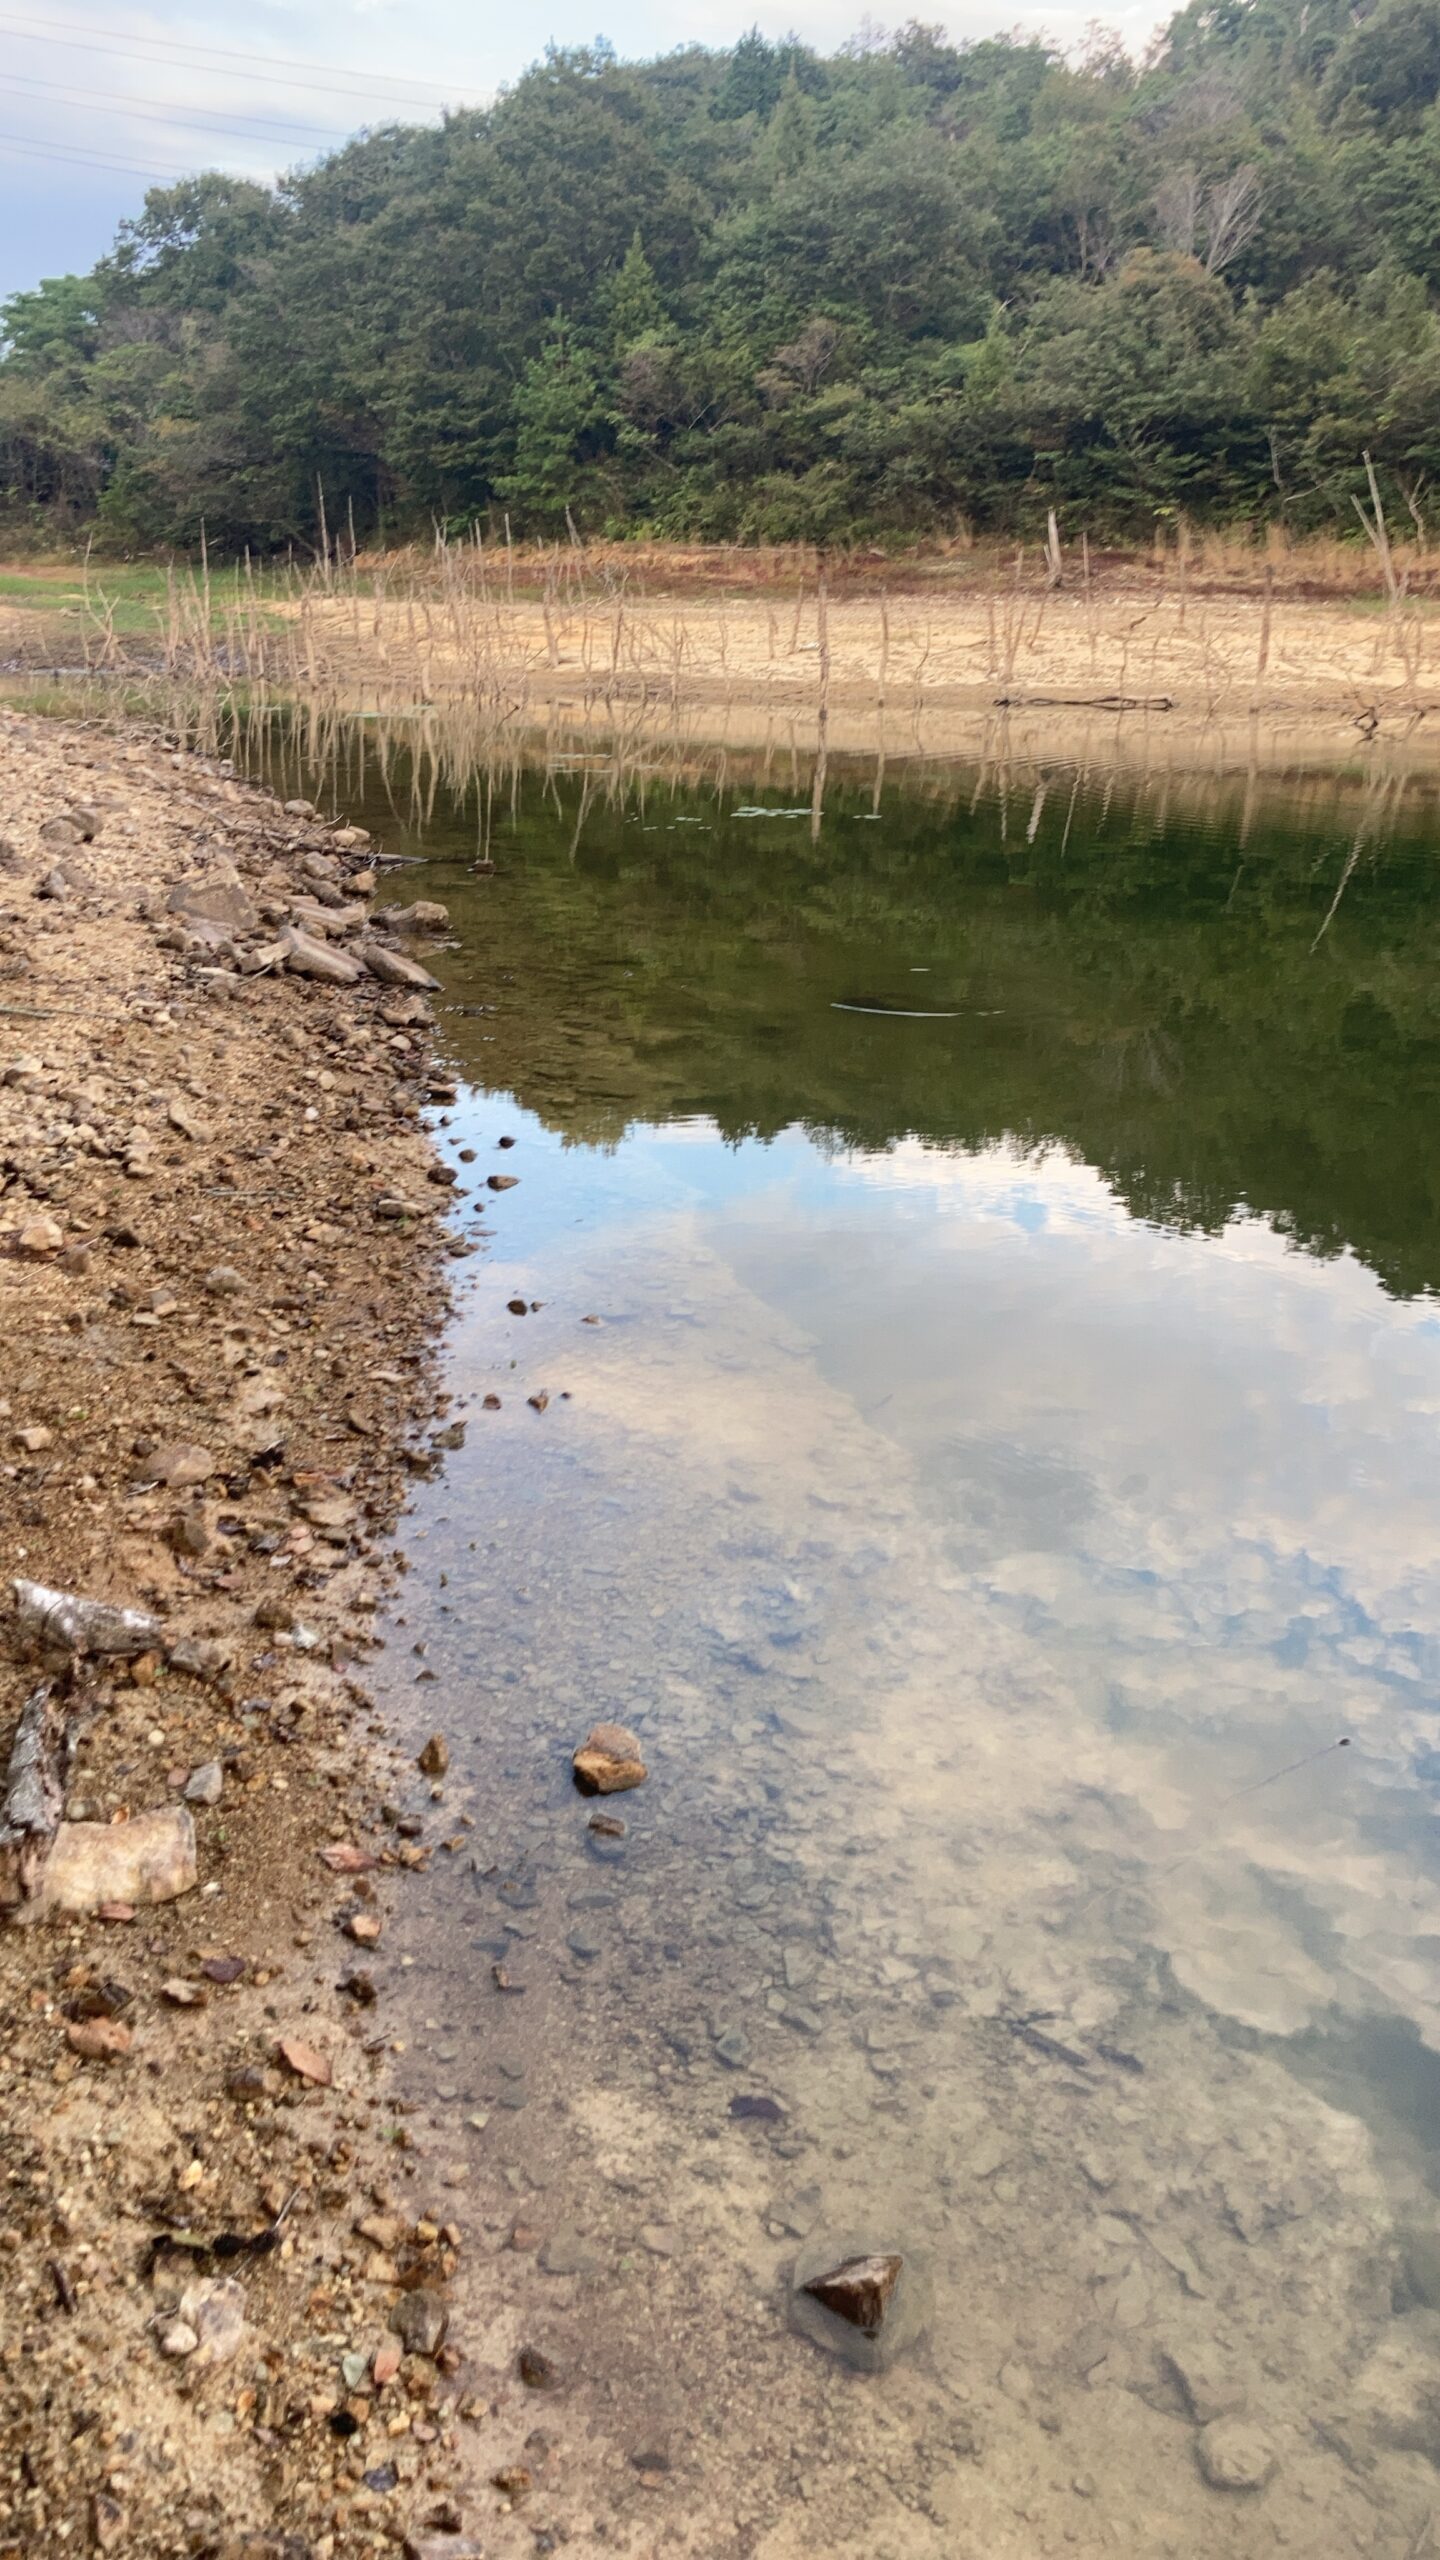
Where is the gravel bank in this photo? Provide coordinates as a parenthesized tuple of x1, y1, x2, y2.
(0, 706, 483, 2560)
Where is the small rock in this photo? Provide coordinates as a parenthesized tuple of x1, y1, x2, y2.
(90, 2490, 126, 2550)
(1195, 2417, 1277, 2492)
(389, 2288, 448, 2357)
(790, 2224, 929, 2375)
(65, 2017, 132, 2062)
(137, 1440, 215, 1489)
(803, 2251, 902, 2338)
(487, 1173, 519, 1191)
(166, 873, 258, 935)
(160, 1977, 207, 2009)
(164, 1508, 210, 1560)
(160, 2318, 200, 2358)
(184, 1760, 224, 1806)
(572, 1722, 647, 1795)
(17, 1214, 64, 1257)
(713, 2027, 750, 2070)
(168, 1095, 207, 1141)
(276, 2036, 332, 2086)
(175, 2273, 248, 2369)
(345, 1911, 383, 1946)
(538, 2227, 595, 2277)
(14, 1425, 52, 1453)
(203, 1264, 245, 1296)
(1160, 2340, 1245, 2426)
(384, 901, 449, 932)
(417, 1732, 449, 1776)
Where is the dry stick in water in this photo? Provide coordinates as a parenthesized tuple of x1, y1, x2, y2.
(810, 564, 831, 845)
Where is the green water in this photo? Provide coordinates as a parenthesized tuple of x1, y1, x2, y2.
(304, 740, 1440, 2554)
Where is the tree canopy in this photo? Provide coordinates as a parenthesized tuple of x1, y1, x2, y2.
(5, 5, 1440, 550)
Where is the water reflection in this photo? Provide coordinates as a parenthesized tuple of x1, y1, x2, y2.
(312, 745, 1440, 2551)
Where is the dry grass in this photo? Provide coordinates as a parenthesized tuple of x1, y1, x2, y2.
(4, 531, 1440, 793)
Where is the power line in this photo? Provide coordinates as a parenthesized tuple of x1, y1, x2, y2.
(0, 67, 351, 144)
(0, 13, 475, 113)
(0, 128, 214, 182)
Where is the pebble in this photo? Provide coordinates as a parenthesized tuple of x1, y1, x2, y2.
(389, 2289, 448, 2357)
(1195, 2417, 1277, 2491)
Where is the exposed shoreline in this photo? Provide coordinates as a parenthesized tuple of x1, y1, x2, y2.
(8, 572, 1440, 783)
(0, 707, 485, 2558)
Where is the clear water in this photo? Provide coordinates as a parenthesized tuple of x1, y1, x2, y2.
(301, 742, 1440, 2554)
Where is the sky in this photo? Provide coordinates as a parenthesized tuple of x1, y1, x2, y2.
(0, 0, 1175, 309)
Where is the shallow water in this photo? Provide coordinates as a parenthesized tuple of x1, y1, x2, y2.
(309, 744, 1440, 2552)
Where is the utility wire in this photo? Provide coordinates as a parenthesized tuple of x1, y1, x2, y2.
(0, 13, 475, 112)
(0, 67, 352, 143)
(0, 128, 212, 181)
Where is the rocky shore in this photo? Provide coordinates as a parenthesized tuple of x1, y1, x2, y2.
(0, 704, 479, 2560)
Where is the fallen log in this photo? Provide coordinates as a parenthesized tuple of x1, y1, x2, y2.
(11, 1579, 232, 1683)
(0, 1679, 70, 1906)
(13, 1578, 164, 1662)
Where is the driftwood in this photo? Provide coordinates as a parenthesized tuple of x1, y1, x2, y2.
(2, 1578, 220, 1917)
(13, 1578, 165, 1662)
(992, 692, 1174, 711)
(0, 1679, 70, 1906)
(11, 1578, 232, 1682)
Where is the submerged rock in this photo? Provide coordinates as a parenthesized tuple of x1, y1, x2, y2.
(573, 1722, 647, 1794)
(1195, 2417, 1277, 2491)
(802, 2251, 902, 2338)
(789, 2224, 929, 2374)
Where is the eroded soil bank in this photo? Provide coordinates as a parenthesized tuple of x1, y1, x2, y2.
(0, 707, 490, 2560)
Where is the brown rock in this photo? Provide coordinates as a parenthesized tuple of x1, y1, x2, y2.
(390, 2288, 448, 2356)
(318, 1840, 376, 1874)
(66, 2018, 132, 2062)
(357, 2213, 407, 2253)
(137, 1440, 215, 1489)
(383, 901, 449, 933)
(802, 2251, 903, 2339)
(160, 1977, 207, 2009)
(40, 1807, 197, 1915)
(572, 1723, 647, 1795)
(417, 1732, 449, 1776)
(356, 942, 439, 992)
(277, 925, 363, 986)
(345, 1911, 382, 1946)
(166, 872, 258, 936)
(164, 1508, 210, 1559)
(1195, 2417, 1278, 2492)
(276, 2036, 333, 2086)
(168, 1095, 208, 1142)
(17, 1214, 64, 1257)
(487, 1174, 519, 1192)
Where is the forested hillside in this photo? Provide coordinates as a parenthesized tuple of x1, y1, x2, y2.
(5, 1, 1440, 551)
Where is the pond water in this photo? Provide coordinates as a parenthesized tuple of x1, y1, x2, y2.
(302, 739, 1440, 2555)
